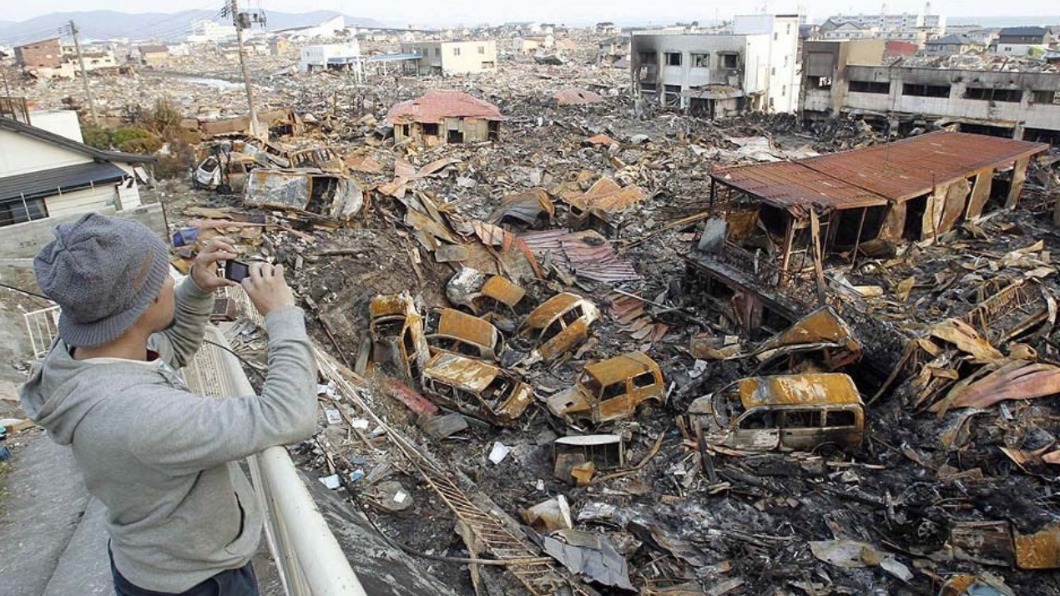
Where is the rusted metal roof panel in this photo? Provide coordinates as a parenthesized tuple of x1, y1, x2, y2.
(519, 229, 639, 283)
(713, 161, 888, 211)
(800, 131, 1049, 203)
(738, 373, 862, 409)
(713, 131, 1049, 208)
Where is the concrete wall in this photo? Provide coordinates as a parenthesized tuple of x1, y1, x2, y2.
(800, 40, 884, 117)
(26, 110, 84, 143)
(0, 203, 166, 258)
(840, 66, 1060, 135)
(0, 128, 91, 177)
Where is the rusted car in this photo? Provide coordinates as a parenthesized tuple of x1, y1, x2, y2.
(753, 306, 862, 371)
(420, 352, 533, 425)
(517, 292, 600, 362)
(446, 268, 527, 316)
(192, 153, 271, 194)
(687, 373, 865, 452)
(243, 169, 363, 221)
(547, 353, 665, 424)
(425, 308, 504, 361)
(369, 293, 430, 382)
(288, 147, 345, 172)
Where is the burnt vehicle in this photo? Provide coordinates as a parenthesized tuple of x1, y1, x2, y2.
(192, 136, 289, 193)
(687, 373, 865, 452)
(242, 168, 363, 221)
(368, 293, 430, 382)
(516, 292, 600, 362)
(446, 268, 527, 316)
(288, 146, 345, 171)
(420, 352, 533, 425)
(547, 353, 665, 424)
(424, 308, 504, 361)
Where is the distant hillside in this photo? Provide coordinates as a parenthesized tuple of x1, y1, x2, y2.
(0, 10, 385, 45)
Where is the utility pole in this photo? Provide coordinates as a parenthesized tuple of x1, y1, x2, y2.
(69, 20, 99, 126)
(230, 0, 260, 138)
(1, 66, 11, 98)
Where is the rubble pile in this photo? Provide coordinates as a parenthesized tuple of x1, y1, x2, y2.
(144, 45, 1060, 595)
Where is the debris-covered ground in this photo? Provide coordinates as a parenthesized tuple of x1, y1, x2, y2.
(20, 40, 1060, 595)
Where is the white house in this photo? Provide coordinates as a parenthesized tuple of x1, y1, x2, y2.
(299, 41, 362, 72)
(0, 114, 154, 227)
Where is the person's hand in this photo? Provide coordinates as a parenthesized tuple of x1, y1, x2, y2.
(191, 237, 240, 292)
(241, 262, 295, 316)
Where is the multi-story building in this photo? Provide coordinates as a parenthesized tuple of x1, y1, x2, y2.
(401, 41, 497, 76)
(186, 20, 237, 44)
(631, 15, 799, 117)
(822, 10, 946, 42)
(14, 38, 62, 69)
(800, 40, 1060, 144)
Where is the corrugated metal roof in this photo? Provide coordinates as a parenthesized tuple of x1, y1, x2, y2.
(387, 90, 503, 125)
(713, 131, 1049, 209)
(519, 228, 640, 283)
(0, 162, 128, 204)
(713, 161, 888, 210)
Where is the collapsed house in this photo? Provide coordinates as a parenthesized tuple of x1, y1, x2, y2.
(688, 131, 1049, 336)
(387, 89, 503, 144)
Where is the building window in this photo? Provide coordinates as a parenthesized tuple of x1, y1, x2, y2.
(434, 48, 441, 56)
(965, 87, 1022, 102)
(850, 80, 891, 94)
(422, 123, 440, 136)
(638, 51, 657, 65)
(720, 53, 738, 68)
(665, 52, 682, 66)
(691, 53, 709, 68)
(787, 23, 791, 34)
(639, 82, 657, 93)
(478, 45, 485, 54)
(453, 47, 461, 56)
(0, 198, 48, 227)
(771, 67, 776, 75)
(782, 85, 786, 96)
(774, 32, 778, 40)
(902, 83, 950, 97)
(1032, 90, 1060, 105)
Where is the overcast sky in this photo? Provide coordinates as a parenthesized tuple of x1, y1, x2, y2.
(4, 0, 1059, 25)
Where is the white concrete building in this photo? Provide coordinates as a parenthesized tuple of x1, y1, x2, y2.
(186, 20, 237, 44)
(0, 115, 153, 227)
(298, 41, 362, 73)
(401, 41, 498, 76)
(825, 11, 946, 40)
(632, 15, 800, 117)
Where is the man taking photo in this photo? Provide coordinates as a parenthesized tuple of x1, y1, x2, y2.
(20, 213, 318, 595)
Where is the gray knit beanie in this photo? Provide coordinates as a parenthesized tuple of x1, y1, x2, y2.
(34, 213, 171, 347)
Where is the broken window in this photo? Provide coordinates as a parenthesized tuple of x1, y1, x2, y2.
(691, 53, 709, 68)
(638, 51, 656, 65)
(1032, 90, 1060, 104)
(422, 123, 440, 136)
(720, 53, 738, 68)
(903, 83, 951, 97)
(447, 129, 464, 143)
(401, 124, 410, 137)
(809, 76, 832, 89)
(561, 306, 584, 326)
(543, 319, 564, 341)
(850, 80, 891, 94)
(739, 411, 778, 430)
(784, 410, 822, 428)
(639, 82, 657, 92)
(601, 383, 626, 401)
(826, 409, 857, 428)
(965, 87, 1022, 102)
(631, 372, 655, 389)
(665, 52, 682, 66)
(453, 47, 461, 56)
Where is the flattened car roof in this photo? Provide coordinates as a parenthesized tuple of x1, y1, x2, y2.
(737, 373, 862, 409)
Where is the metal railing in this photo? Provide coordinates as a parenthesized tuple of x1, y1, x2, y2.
(183, 325, 366, 596)
(23, 305, 61, 358)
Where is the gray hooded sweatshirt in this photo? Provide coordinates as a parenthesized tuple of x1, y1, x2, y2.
(19, 278, 317, 593)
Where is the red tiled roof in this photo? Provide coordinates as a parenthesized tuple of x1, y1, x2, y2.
(386, 90, 503, 124)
